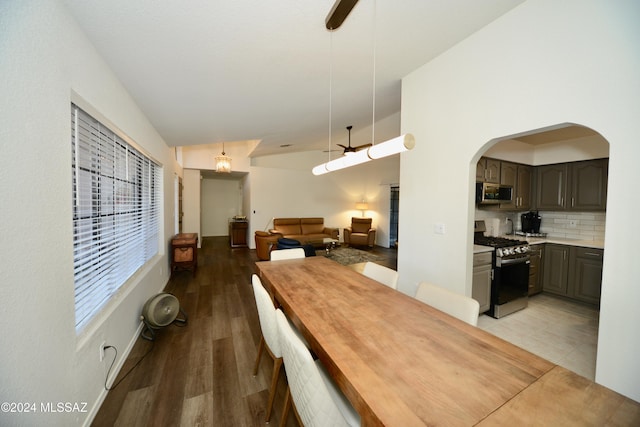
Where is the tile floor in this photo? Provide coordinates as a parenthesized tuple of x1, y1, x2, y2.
(477, 293, 599, 380)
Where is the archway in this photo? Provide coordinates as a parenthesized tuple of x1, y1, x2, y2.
(471, 123, 609, 380)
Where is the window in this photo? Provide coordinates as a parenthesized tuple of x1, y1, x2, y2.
(71, 104, 161, 333)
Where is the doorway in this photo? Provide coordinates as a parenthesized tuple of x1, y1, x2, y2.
(389, 186, 399, 247)
(473, 123, 609, 381)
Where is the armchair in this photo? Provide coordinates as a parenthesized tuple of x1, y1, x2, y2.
(255, 231, 281, 261)
(343, 217, 376, 248)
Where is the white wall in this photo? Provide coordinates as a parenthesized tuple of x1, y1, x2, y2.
(0, 1, 179, 425)
(201, 178, 243, 236)
(248, 151, 399, 248)
(400, 0, 640, 401)
(182, 169, 202, 243)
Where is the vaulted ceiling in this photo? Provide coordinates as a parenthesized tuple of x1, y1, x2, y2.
(63, 0, 525, 157)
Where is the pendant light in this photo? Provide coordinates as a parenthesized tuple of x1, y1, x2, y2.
(313, 0, 415, 176)
(215, 142, 231, 173)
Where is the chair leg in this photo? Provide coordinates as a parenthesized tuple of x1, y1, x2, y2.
(265, 357, 283, 422)
(280, 386, 291, 427)
(253, 335, 265, 376)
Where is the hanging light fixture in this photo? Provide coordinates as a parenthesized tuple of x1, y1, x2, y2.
(313, 0, 415, 176)
(215, 142, 231, 173)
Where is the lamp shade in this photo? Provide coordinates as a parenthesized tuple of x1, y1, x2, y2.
(355, 201, 369, 210)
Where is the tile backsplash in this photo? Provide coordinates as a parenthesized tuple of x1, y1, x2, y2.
(475, 210, 605, 241)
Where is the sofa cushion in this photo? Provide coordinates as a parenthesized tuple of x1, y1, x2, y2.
(273, 218, 302, 235)
(300, 217, 325, 235)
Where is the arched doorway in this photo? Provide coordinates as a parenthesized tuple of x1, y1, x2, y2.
(472, 123, 609, 381)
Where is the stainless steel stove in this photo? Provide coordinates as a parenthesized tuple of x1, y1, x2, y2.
(474, 220, 530, 318)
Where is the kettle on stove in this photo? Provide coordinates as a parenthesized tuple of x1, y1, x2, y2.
(521, 211, 541, 233)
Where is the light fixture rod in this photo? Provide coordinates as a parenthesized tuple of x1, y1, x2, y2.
(325, 0, 359, 30)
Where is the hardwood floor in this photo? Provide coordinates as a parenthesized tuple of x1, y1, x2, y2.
(92, 237, 397, 427)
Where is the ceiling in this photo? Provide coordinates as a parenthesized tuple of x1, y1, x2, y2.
(512, 125, 601, 146)
(63, 0, 525, 157)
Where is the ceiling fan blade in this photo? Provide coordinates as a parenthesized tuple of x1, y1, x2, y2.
(337, 144, 348, 149)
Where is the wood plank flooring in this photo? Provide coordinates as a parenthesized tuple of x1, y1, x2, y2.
(91, 237, 397, 427)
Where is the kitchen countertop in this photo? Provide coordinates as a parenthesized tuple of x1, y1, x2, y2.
(474, 245, 494, 254)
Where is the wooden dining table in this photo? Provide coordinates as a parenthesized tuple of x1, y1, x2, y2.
(256, 256, 640, 426)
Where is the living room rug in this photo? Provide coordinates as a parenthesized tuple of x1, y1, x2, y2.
(320, 247, 380, 266)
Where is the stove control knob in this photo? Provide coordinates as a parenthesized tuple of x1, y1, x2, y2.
(496, 248, 503, 257)
(515, 247, 522, 253)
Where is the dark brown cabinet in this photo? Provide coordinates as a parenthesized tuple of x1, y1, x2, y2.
(570, 160, 608, 211)
(536, 159, 607, 211)
(528, 244, 544, 295)
(229, 220, 248, 248)
(542, 244, 570, 295)
(542, 243, 603, 305)
(568, 247, 603, 305)
(477, 158, 501, 183)
(500, 161, 532, 211)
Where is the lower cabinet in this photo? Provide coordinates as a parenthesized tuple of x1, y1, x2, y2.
(472, 251, 492, 313)
(528, 244, 544, 295)
(569, 247, 604, 305)
(542, 244, 603, 305)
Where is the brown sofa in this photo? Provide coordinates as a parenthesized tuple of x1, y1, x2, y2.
(269, 217, 338, 246)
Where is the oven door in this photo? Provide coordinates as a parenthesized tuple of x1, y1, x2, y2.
(491, 255, 530, 318)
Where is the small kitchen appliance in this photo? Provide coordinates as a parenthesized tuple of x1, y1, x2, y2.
(520, 211, 541, 233)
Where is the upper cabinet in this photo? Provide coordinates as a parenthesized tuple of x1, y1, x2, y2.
(477, 158, 501, 183)
(499, 161, 532, 211)
(536, 159, 608, 211)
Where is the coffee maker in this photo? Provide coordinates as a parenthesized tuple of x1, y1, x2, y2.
(521, 211, 541, 233)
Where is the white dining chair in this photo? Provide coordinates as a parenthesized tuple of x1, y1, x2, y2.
(275, 309, 360, 427)
(414, 282, 480, 326)
(361, 261, 399, 289)
(270, 247, 305, 261)
(251, 274, 284, 423)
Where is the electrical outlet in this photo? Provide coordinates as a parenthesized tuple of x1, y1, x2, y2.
(568, 219, 578, 228)
(99, 341, 106, 361)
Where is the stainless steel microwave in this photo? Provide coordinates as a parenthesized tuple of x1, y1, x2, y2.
(476, 182, 513, 204)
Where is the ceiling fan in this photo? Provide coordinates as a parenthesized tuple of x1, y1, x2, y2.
(337, 125, 371, 155)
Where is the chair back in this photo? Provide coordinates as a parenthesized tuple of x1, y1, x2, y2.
(270, 248, 305, 261)
(275, 309, 358, 427)
(415, 282, 480, 326)
(350, 217, 372, 233)
(251, 275, 281, 357)
(362, 262, 398, 289)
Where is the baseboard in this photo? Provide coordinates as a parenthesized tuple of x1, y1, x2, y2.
(82, 321, 145, 427)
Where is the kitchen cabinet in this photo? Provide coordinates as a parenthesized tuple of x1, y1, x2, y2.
(542, 243, 603, 305)
(499, 162, 532, 211)
(570, 159, 608, 211)
(472, 251, 492, 313)
(528, 244, 544, 295)
(536, 159, 607, 211)
(477, 158, 501, 184)
(568, 247, 603, 305)
(542, 244, 570, 295)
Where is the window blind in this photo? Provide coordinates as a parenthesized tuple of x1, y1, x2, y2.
(71, 104, 161, 333)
